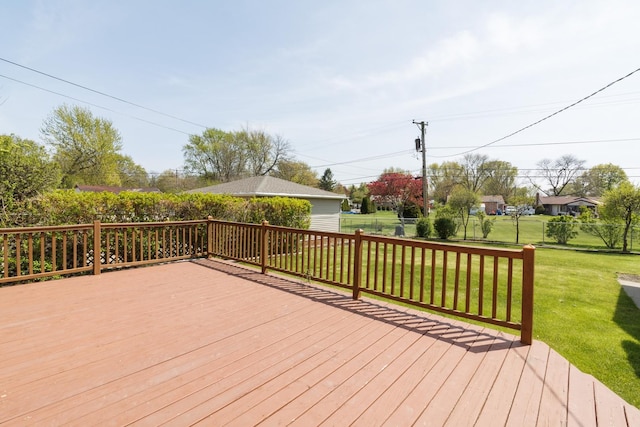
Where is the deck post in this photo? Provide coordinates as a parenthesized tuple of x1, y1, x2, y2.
(520, 245, 535, 344)
(93, 220, 101, 275)
(207, 216, 213, 258)
(352, 229, 364, 300)
(261, 220, 269, 274)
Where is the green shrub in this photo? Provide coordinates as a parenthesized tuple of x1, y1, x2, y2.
(401, 202, 421, 218)
(546, 215, 578, 244)
(434, 217, 457, 239)
(7, 191, 311, 229)
(415, 217, 432, 238)
(476, 211, 495, 238)
(361, 197, 371, 214)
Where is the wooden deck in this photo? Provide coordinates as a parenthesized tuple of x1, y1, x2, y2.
(1, 259, 638, 426)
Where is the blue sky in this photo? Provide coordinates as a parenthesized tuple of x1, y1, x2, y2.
(1, 0, 640, 186)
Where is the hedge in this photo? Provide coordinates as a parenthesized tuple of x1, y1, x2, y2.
(4, 191, 311, 229)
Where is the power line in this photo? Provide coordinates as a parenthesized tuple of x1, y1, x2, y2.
(436, 66, 640, 158)
(0, 57, 208, 129)
(0, 73, 192, 136)
(428, 137, 640, 151)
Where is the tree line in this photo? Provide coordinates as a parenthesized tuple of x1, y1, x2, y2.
(1, 104, 346, 217)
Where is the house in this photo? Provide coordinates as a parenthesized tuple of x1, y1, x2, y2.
(188, 176, 345, 232)
(535, 193, 601, 216)
(74, 185, 161, 194)
(481, 195, 506, 215)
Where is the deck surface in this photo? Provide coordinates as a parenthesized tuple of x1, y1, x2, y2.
(1, 259, 638, 426)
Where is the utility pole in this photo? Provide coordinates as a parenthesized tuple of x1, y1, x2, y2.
(413, 120, 429, 216)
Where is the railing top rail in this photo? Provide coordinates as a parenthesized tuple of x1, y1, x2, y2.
(0, 224, 94, 234)
(208, 219, 262, 229)
(363, 233, 525, 258)
(101, 219, 208, 229)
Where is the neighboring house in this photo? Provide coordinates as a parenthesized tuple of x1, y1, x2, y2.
(481, 195, 506, 215)
(535, 193, 601, 216)
(188, 176, 345, 232)
(75, 185, 161, 194)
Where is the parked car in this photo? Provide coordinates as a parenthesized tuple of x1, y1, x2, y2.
(505, 206, 517, 215)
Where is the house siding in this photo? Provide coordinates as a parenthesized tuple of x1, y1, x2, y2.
(309, 199, 341, 232)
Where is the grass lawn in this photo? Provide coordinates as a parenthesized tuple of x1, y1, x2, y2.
(340, 211, 640, 408)
(342, 211, 640, 249)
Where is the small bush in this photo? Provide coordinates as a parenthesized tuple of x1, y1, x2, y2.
(416, 217, 432, 238)
(546, 215, 578, 244)
(476, 211, 495, 238)
(361, 197, 371, 214)
(434, 217, 457, 239)
(401, 202, 421, 219)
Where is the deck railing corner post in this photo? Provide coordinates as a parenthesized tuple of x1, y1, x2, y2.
(521, 244, 535, 344)
(261, 220, 269, 274)
(93, 219, 101, 275)
(207, 216, 213, 258)
(352, 229, 364, 300)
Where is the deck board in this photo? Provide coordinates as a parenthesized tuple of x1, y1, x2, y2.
(0, 258, 638, 426)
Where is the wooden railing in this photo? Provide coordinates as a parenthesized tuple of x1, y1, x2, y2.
(100, 220, 208, 270)
(210, 220, 535, 344)
(0, 218, 534, 343)
(0, 220, 208, 284)
(0, 224, 96, 284)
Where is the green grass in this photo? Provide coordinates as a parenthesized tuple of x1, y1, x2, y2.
(342, 211, 640, 250)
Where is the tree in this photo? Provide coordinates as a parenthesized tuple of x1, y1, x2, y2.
(531, 155, 585, 196)
(459, 154, 490, 193)
(318, 168, 337, 191)
(482, 160, 518, 200)
(271, 160, 318, 187)
(447, 186, 479, 240)
(41, 105, 124, 187)
(572, 163, 628, 197)
(579, 208, 623, 249)
(237, 127, 290, 176)
(152, 169, 206, 193)
(367, 171, 422, 218)
(0, 134, 60, 219)
(116, 155, 149, 187)
(509, 195, 534, 244)
(428, 161, 463, 204)
(360, 196, 371, 214)
(183, 127, 291, 183)
(347, 183, 368, 208)
(183, 128, 245, 182)
(600, 182, 640, 252)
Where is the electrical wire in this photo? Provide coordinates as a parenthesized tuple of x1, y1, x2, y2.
(0, 57, 208, 129)
(0, 73, 192, 136)
(434, 66, 640, 158)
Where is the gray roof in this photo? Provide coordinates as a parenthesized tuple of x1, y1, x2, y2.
(538, 195, 601, 205)
(187, 176, 345, 200)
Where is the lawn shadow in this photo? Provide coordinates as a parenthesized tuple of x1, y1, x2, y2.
(613, 287, 640, 379)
